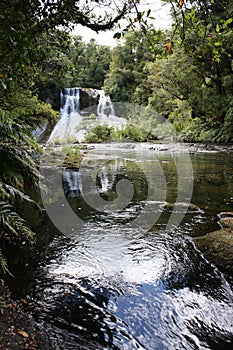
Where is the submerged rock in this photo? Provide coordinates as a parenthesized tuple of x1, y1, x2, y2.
(217, 211, 233, 219)
(163, 202, 202, 213)
(217, 212, 233, 229)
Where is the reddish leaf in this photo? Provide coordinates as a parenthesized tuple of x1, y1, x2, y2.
(18, 330, 29, 338)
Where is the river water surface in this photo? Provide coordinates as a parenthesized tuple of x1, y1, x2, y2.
(9, 143, 233, 350)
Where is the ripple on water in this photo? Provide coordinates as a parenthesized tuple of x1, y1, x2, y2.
(28, 223, 233, 350)
(25, 146, 233, 349)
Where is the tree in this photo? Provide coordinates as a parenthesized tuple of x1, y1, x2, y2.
(70, 38, 112, 89)
(127, 1, 233, 141)
(104, 29, 155, 101)
(0, 0, 135, 90)
(166, 0, 233, 139)
(0, 0, 136, 274)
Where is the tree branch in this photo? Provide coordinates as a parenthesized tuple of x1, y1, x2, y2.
(34, 1, 129, 33)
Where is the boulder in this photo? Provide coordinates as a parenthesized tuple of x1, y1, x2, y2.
(194, 228, 233, 275)
(79, 88, 100, 110)
(218, 217, 233, 229)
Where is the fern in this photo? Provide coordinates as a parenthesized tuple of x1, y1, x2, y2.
(0, 144, 40, 181)
(0, 202, 35, 238)
(0, 109, 41, 276)
(0, 201, 35, 276)
(0, 87, 58, 276)
(0, 182, 41, 211)
(0, 248, 12, 276)
(0, 110, 40, 150)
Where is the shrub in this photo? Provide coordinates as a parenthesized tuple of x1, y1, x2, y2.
(84, 124, 114, 143)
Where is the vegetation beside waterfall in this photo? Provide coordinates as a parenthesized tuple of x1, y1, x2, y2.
(35, 3, 233, 142)
(1, 0, 233, 276)
(103, 0, 233, 142)
(0, 1, 232, 348)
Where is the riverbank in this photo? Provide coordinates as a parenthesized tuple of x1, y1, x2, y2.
(0, 279, 53, 350)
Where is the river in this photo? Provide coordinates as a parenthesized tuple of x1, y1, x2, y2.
(8, 142, 233, 350)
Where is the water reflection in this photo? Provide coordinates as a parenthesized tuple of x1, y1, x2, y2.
(31, 225, 233, 350)
(10, 147, 233, 349)
(63, 169, 82, 197)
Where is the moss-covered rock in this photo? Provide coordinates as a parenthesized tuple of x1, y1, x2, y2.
(217, 212, 233, 229)
(194, 228, 233, 275)
(218, 217, 233, 229)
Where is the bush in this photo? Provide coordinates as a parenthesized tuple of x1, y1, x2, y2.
(84, 122, 159, 143)
(114, 123, 157, 142)
(84, 124, 114, 143)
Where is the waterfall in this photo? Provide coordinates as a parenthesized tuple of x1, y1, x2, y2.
(96, 90, 126, 130)
(48, 88, 82, 143)
(47, 87, 127, 144)
(97, 90, 115, 118)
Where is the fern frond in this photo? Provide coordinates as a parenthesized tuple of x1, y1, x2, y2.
(0, 248, 13, 276)
(0, 202, 35, 239)
(0, 144, 40, 184)
(0, 111, 26, 143)
(0, 181, 42, 212)
(0, 111, 41, 151)
(0, 182, 10, 202)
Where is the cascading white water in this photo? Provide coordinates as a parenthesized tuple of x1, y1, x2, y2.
(97, 90, 126, 130)
(48, 88, 82, 143)
(47, 87, 127, 143)
(97, 90, 115, 118)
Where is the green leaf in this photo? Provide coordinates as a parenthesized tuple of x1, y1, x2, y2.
(225, 18, 233, 25)
(147, 9, 151, 17)
(113, 32, 121, 39)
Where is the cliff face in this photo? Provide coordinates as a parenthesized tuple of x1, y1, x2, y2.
(35, 88, 101, 142)
(79, 88, 100, 110)
(39, 87, 101, 111)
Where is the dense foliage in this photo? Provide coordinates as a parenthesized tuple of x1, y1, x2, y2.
(0, 0, 232, 274)
(103, 0, 233, 142)
(37, 32, 111, 109)
(0, 0, 137, 274)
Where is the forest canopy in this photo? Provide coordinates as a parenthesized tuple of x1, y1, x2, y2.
(0, 1, 233, 275)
